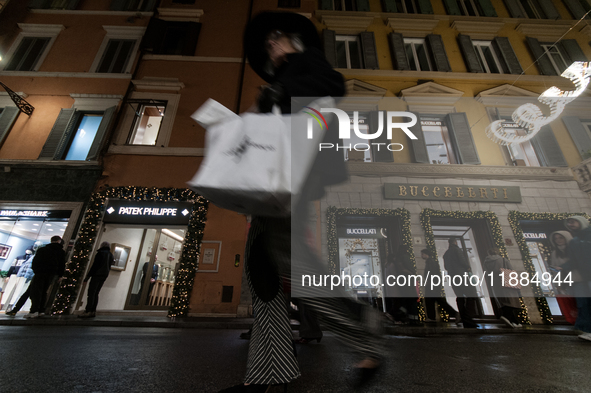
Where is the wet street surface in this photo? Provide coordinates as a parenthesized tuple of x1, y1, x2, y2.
(1, 326, 589, 392)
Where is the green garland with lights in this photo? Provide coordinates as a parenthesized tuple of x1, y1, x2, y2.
(420, 208, 530, 324)
(51, 187, 208, 318)
(507, 211, 590, 324)
(326, 206, 425, 320)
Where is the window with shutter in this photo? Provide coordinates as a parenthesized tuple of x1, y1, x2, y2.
(492, 37, 523, 75)
(562, 116, 591, 158)
(322, 0, 367, 10)
(127, 100, 167, 145)
(472, 40, 509, 74)
(391, 0, 423, 13)
(486, 109, 541, 166)
(563, 0, 590, 19)
(458, 35, 484, 73)
(426, 34, 452, 72)
(39, 108, 115, 161)
(408, 113, 430, 163)
(4, 37, 51, 71)
(525, 36, 557, 75)
(421, 115, 459, 164)
(446, 113, 480, 164)
(336, 35, 364, 69)
(530, 125, 568, 167)
(29, 0, 80, 9)
(96, 39, 136, 73)
(404, 38, 434, 71)
(360, 32, 379, 70)
(110, 0, 157, 11)
(323, 30, 338, 68)
(0, 107, 20, 148)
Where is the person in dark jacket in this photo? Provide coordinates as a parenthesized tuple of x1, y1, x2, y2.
(25, 235, 66, 318)
(422, 249, 459, 323)
(443, 237, 479, 328)
(79, 242, 114, 318)
(563, 216, 591, 341)
(220, 12, 382, 393)
(483, 249, 522, 328)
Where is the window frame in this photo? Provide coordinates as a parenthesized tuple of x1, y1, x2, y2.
(420, 115, 458, 165)
(61, 111, 106, 161)
(0, 24, 64, 72)
(517, 0, 546, 19)
(112, 92, 180, 151)
(458, 0, 483, 16)
(336, 35, 364, 69)
(472, 40, 505, 74)
(541, 43, 569, 75)
(126, 99, 168, 146)
(396, 0, 420, 13)
(90, 26, 145, 74)
(403, 37, 433, 71)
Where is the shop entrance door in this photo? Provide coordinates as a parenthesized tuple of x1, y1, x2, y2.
(433, 224, 495, 317)
(125, 227, 184, 310)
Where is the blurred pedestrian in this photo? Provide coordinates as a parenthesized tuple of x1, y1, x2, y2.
(443, 237, 479, 328)
(563, 216, 591, 341)
(421, 249, 459, 323)
(219, 11, 383, 392)
(79, 241, 114, 318)
(6, 248, 36, 317)
(549, 231, 578, 324)
(483, 248, 522, 328)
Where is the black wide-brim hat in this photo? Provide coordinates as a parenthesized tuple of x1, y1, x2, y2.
(244, 11, 322, 83)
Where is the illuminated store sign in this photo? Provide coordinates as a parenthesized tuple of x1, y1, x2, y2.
(0, 210, 71, 219)
(523, 233, 547, 239)
(384, 183, 522, 203)
(346, 228, 377, 235)
(103, 200, 194, 225)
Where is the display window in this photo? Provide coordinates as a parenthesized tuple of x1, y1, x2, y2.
(0, 209, 70, 313)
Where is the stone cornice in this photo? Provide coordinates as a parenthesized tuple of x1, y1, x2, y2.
(347, 162, 574, 181)
(386, 17, 439, 36)
(451, 20, 504, 40)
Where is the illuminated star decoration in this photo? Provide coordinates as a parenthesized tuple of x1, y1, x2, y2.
(486, 61, 591, 146)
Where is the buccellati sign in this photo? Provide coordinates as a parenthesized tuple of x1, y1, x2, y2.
(384, 183, 522, 203)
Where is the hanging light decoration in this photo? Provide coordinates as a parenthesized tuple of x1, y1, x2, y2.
(486, 61, 591, 146)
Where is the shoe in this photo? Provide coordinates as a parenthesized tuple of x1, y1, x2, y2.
(512, 323, 523, 328)
(293, 337, 321, 344)
(79, 312, 96, 318)
(23, 312, 38, 319)
(38, 313, 46, 318)
(500, 316, 515, 328)
(218, 383, 287, 392)
(578, 333, 591, 342)
(239, 331, 251, 340)
(353, 361, 381, 390)
(5, 311, 16, 317)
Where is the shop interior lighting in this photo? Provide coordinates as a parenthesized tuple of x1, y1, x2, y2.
(486, 61, 591, 146)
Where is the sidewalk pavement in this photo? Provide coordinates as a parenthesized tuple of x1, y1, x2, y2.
(0, 313, 578, 337)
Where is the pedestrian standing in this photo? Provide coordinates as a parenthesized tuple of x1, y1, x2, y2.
(421, 249, 459, 323)
(443, 237, 479, 328)
(483, 249, 522, 328)
(6, 249, 36, 316)
(79, 241, 114, 318)
(25, 235, 66, 318)
(549, 231, 578, 324)
(563, 216, 591, 341)
(219, 11, 383, 392)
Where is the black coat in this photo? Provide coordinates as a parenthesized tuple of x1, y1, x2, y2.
(32, 242, 66, 277)
(269, 47, 348, 196)
(86, 246, 114, 279)
(443, 244, 471, 277)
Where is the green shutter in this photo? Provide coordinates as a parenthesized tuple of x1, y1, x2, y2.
(409, 113, 429, 163)
(446, 113, 480, 164)
(141, 18, 168, 53)
(563, 0, 587, 19)
(388, 32, 410, 70)
(538, 0, 560, 20)
(86, 106, 116, 161)
(370, 112, 394, 162)
(319, 0, 332, 10)
(360, 32, 379, 69)
(563, 116, 591, 157)
(418, 0, 433, 14)
(559, 39, 587, 63)
(426, 34, 451, 72)
(503, 0, 525, 17)
(458, 34, 483, 73)
(478, 0, 497, 16)
(526, 36, 557, 75)
(182, 22, 202, 56)
(443, 0, 461, 15)
(531, 125, 568, 167)
(382, 0, 398, 12)
(38, 108, 76, 160)
(323, 29, 338, 68)
(0, 107, 20, 147)
(493, 37, 523, 75)
(356, 0, 370, 11)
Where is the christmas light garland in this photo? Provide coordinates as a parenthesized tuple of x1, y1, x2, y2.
(326, 206, 425, 320)
(420, 208, 530, 324)
(51, 186, 208, 317)
(507, 211, 589, 324)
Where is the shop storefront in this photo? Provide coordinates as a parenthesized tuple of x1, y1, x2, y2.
(0, 204, 82, 313)
(74, 198, 197, 313)
(322, 173, 591, 324)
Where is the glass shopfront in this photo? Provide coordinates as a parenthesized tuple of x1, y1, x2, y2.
(0, 209, 71, 313)
(75, 199, 192, 313)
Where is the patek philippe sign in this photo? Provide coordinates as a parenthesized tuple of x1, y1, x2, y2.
(384, 183, 522, 203)
(103, 200, 193, 225)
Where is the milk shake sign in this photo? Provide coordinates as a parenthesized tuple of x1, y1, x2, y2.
(304, 107, 417, 152)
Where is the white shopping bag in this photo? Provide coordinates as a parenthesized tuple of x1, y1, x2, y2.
(188, 97, 334, 216)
